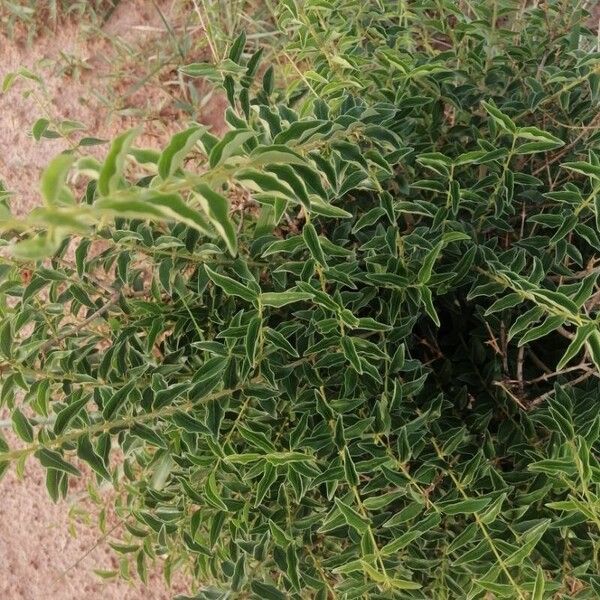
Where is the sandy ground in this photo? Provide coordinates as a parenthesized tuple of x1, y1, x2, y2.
(0, 0, 226, 213)
(0, 1, 223, 598)
(0, 448, 189, 600)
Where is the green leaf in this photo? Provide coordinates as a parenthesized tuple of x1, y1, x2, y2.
(125, 146, 158, 165)
(562, 161, 600, 180)
(250, 144, 305, 167)
(194, 183, 237, 255)
(515, 127, 564, 154)
(482, 101, 517, 133)
(474, 580, 514, 597)
(158, 125, 205, 179)
(255, 463, 277, 507)
(150, 452, 173, 490)
(31, 119, 57, 140)
(417, 152, 452, 175)
(420, 286, 440, 326)
(586, 329, 600, 372)
(557, 323, 595, 369)
(454, 149, 501, 166)
(131, 424, 167, 448)
(383, 502, 423, 526)
(386, 577, 422, 590)
(545, 499, 586, 513)
(205, 266, 257, 303)
(484, 292, 522, 315)
(209, 129, 255, 168)
(262, 452, 314, 467)
(172, 411, 211, 434)
(381, 514, 441, 555)
(261, 329, 297, 358)
(309, 197, 353, 218)
(341, 336, 363, 374)
(479, 493, 506, 525)
(250, 581, 287, 600)
(262, 236, 304, 257)
(285, 544, 301, 591)
(77, 435, 111, 480)
(97, 128, 140, 196)
(528, 459, 577, 476)
(260, 291, 312, 307)
(102, 380, 136, 420)
(40, 153, 75, 205)
(441, 496, 492, 515)
(352, 207, 386, 233)
(236, 168, 294, 200)
(576, 435, 591, 483)
(342, 447, 359, 486)
(515, 141, 564, 154)
(239, 425, 276, 453)
(96, 192, 213, 237)
(334, 498, 370, 534)
(508, 306, 544, 341)
(194, 357, 228, 382)
(532, 566, 545, 600)
(364, 491, 406, 512)
(245, 316, 262, 367)
(517, 315, 565, 346)
(205, 472, 228, 510)
(265, 164, 311, 209)
(232, 553, 247, 591)
(12, 408, 34, 443)
(228, 30, 246, 63)
(145, 191, 213, 236)
(516, 127, 563, 144)
(302, 223, 327, 266)
(418, 241, 443, 284)
(0, 320, 12, 358)
(2, 71, 18, 92)
(54, 393, 89, 435)
(179, 63, 219, 78)
(263, 65, 275, 95)
(35, 449, 80, 476)
(504, 520, 549, 566)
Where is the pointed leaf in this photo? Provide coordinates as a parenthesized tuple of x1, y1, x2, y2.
(98, 128, 140, 196)
(194, 183, 237, 255)
(205, 266, 257, 303)
(158, 125, 205, 179)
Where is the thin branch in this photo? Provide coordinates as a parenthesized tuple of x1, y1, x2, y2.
(52, 522, 122, 584)
(529, 370, 596, 408)
(510, 362, 594, 385)
(0, 382, 251, 463)
(37, 291, 121, 355)
(547, 264, 600, 282)
(516, 346, 525, 395)
(494, 381, 528, 411)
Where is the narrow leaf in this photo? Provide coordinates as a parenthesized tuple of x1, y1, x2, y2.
(302, 223, 327, 266)
(98, 128, 140, 196)
(158, 125, 205, 179)
(205, 266, 257, 303)
(194, 183, 237, 255)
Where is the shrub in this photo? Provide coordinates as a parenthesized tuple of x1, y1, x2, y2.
(1, 1, 600, 598)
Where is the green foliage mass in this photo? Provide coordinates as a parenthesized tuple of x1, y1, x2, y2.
(1, 1, 600, 598)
